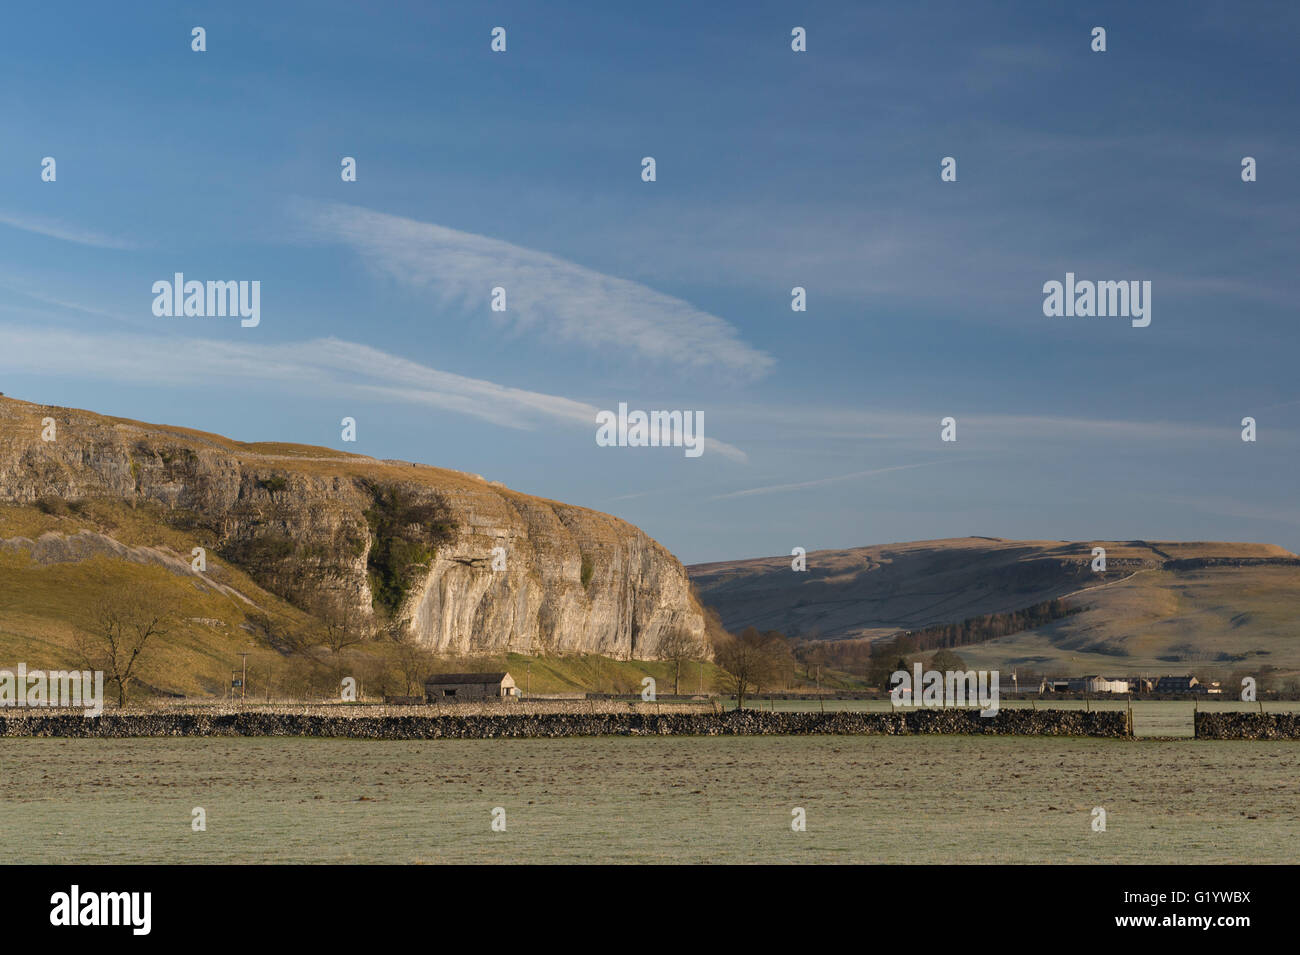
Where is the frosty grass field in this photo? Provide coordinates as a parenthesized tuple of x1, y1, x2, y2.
(2, 702, 1297, 865)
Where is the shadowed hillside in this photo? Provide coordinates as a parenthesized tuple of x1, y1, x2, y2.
(689, 538, 1300, 679)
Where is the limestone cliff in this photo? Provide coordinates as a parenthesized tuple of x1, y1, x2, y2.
(0, 396, 704, 658)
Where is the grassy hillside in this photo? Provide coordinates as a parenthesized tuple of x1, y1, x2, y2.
(0, 500, 313, 699)
(690, 537, 1300, 683)
(952, 564, 1300, 683)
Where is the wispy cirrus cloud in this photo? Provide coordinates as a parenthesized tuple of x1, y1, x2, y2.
(289, 199, 774, 379)
(0, 209, 137, 250)
(717, 404, 1266, 447)
(709, 460, 955, 500)
(0, 324, 749, 461)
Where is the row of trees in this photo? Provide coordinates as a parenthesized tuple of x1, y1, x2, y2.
(898, 598, 1079, 651)
(784, 599, 1082, 681)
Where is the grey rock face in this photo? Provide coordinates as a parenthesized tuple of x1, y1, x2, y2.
(0, 397, 705, 659)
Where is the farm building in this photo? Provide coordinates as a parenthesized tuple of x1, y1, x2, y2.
(1155, 675, 1199, 693)
(1065, 675, 1130, 694)
(424, 672, 519, 702)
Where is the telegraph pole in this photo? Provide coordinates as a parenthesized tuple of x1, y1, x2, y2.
(239, 653, 249, 702)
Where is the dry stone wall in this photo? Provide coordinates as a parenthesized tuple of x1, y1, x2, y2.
(0, 707, 1130, 738)
(1194, 712, 1300, 739)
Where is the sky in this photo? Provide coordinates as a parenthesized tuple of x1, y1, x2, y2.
(1, 1, 1297, 564)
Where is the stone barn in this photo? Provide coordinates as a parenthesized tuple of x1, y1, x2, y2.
(424, 672, 519, 703)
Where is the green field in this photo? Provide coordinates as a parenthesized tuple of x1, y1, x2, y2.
(2, 735, 1296, 864)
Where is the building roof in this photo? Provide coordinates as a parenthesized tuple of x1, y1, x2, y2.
(424, 672, 510, 686)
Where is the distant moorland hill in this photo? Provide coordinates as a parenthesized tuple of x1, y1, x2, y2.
(689, 538, 1300, 681)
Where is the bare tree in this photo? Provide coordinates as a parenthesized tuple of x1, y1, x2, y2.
(715, 627, 779, 709)
(390, 626, 433, 697)
(315, 598, 369, 686)
(659, 629, 706, 695)
(758, 630, 796, 692)
(75, 587, 174, 706)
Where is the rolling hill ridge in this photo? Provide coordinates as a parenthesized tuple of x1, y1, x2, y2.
(689, 538, 1300, 679)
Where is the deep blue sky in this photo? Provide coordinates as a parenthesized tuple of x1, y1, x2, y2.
(1, 1, 1297, 563)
